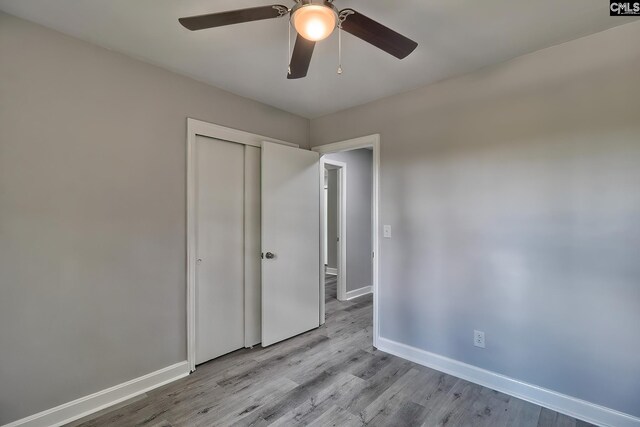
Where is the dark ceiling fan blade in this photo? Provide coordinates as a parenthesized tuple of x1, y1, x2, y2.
(179, 5, 288, 31)
(339, 9, 418, 59)
(287, 35, 315, 79)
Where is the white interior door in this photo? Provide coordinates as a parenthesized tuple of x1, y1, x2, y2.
(195, 136, 245, 364)
(261, 142, 320, 346)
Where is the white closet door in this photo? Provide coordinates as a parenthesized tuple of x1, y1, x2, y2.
(261, 142, 320, 346)
(195, 136, 245, 364)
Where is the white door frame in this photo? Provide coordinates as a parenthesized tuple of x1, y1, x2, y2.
(186, 118, 297, 372)
(320, 159, 348, 307)
(312, 134, 380, 347)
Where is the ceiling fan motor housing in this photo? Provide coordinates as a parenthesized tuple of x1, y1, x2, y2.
(290, 0, 339, 17)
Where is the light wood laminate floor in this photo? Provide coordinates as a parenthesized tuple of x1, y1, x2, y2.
(69, 275, 594, 427)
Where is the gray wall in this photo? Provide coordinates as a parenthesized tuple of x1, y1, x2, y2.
(325, 150, 373, 293)
(0, 12, 308, 424)
(311, 22, 640, 417)
(326, 169, 338, 269)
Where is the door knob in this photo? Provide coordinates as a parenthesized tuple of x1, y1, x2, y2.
(265, 252, 275, 259)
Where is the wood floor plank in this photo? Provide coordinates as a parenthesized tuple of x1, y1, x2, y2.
(70, 277, 589, 427)
(381, 400, 431, 427)
(268, 372, 365, 426)
(65, 394, 149, 427)
(341, 355, 414, 417)
(496, 397, 542, 427)
(285, 346, 372, 385)
(306, 405, 362, 427)
(539, 407, 567, 426)
(199, 377, 298, 427)
(236, 370, 343, 426)
(405, 368, 459, 407)
(360, 368, 426, 423)
(419, 379, 485, 426)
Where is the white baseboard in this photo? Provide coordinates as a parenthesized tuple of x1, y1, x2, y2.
(376, 337, 639, 427)
(3, 361, 190, 427)
(345, 286, 372, 300)
(325, 267, 338, 275)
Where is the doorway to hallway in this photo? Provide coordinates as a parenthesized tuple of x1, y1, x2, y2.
(316, 135, 379, 338)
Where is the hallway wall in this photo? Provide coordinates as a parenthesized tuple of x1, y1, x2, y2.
(324, 149, 373, 293)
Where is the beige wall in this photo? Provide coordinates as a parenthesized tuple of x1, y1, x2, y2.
(311, 21, 640, 417)
(0, 11, 307, 424)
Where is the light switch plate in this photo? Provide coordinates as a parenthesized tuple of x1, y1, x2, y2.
(383, 225, 392, 238)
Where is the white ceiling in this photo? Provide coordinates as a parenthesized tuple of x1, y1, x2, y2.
(1, 0, 637, 118)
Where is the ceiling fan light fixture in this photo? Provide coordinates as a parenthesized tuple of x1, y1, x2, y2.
(178, 2, 418, 79)
(291, 1, 338, 42)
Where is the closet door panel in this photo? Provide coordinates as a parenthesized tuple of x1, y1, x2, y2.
(244, 145, 262, 347)
(195, 135, 245, 365)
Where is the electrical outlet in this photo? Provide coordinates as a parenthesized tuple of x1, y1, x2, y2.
(474, 330, 485, 348)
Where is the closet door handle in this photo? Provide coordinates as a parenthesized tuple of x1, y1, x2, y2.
(265, 252, 275, 259)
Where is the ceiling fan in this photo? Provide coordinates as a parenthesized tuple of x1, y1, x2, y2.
(178, 0, 418, 79)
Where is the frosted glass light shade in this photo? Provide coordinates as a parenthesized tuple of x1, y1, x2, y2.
(291, 4, 337, 41)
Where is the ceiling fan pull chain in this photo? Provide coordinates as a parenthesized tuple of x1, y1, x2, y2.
(337, 25, 342, 75)
(287, 22, 291, 75)
(337, 10, 353, 75)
